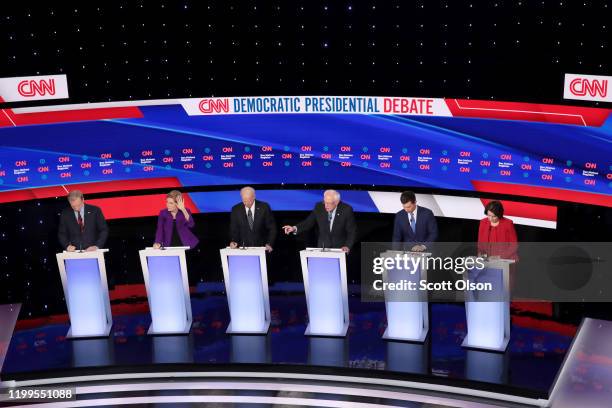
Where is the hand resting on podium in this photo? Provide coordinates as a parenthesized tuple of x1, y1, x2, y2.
(66, 244, 98, 252)
(229, 241, 273, 252)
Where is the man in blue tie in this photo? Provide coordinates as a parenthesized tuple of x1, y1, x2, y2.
(392, 191, 438, 251)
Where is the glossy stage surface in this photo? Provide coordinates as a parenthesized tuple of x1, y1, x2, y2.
(1, 283, 575, 400)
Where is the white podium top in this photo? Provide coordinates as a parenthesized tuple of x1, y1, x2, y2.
(305, 247, 345, 252)
(484, 257, 516, 266)
(382, 249, 432, 257)
(220, 247, 266, 256)
(61, 248, 109, 253)
(58, 249, 109, 260)
(145, 247, 190, 251)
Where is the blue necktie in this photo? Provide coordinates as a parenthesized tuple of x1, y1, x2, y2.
(409, 212, 416, 234)
(328, 211, 333, 231)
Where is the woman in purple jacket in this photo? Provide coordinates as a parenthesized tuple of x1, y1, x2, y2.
(153, 190, 199, 249)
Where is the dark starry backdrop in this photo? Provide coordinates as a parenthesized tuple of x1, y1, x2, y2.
(0, 1, 611, 318)
(0, 1, 610, 106)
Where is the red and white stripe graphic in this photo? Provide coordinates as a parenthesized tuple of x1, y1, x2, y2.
(0, 96, 609, 127)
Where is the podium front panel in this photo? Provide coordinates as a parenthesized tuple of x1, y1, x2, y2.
(64, 258, 108, 337)
(306, 256, 344, 335)
(227, 255, 267, 332)
(382, 251, 430, 342)
(146, 255, 188, 333)
(386, 302, 424, 339)
(463, 263, 510, 351)
(384, 256, 424, 340)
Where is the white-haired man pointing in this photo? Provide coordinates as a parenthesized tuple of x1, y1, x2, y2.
(283, 190, 356, 253)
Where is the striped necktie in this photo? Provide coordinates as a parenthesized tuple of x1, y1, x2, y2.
(247, 207, 254, 230)
(77, 211, 84, 232)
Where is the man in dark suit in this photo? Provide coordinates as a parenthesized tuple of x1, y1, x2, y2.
(283, 190, 357, 252)
(58, 190, 109, 251)
(392, 191, 438, 251)
(229, 186, 277, 252)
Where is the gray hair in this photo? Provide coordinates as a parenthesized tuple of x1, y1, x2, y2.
(240, 186, 256, 196)
(67, 190, 84, 201)
(323, 189, 340, 201)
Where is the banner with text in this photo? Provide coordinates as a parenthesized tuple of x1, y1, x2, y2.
(180, 96, 453, 116)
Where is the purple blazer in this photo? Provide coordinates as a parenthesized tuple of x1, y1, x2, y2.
(154, 208, 199, 249)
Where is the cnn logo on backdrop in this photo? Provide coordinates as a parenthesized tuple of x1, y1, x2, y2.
(0, 74, 68, 102)
(198, 98, 230, 114)
(564, 74, 612, 102)
(17, 78, 56, 97)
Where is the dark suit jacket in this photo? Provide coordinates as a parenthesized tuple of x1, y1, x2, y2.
(392, 206, 438, 250)
(296, 201, 357, 249)
(230, 200, 277, 247)
(58, 204, 109, 250)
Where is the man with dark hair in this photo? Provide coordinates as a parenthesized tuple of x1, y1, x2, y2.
(392, 191, 438, 251)
(58, 190, 109, 251)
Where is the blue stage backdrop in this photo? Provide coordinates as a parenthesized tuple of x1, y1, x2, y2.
(0, 104, 611, 206)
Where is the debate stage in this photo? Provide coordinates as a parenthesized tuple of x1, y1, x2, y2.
(1, 282, 581, 406)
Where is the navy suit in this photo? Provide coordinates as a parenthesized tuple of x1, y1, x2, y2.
(392, 206, 438, 250)
(58, 204, 108, 250)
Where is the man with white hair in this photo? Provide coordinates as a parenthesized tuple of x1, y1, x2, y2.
(229, 186, 276, 252)
(283, 190, 356, 252)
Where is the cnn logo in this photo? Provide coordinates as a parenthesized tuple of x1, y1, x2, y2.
(198, 98, 229, 113)
(565, 74, 612, 102)
(569, 78, 608, 98)
(17, 79, 56, 97)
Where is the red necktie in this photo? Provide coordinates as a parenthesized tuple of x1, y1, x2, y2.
(77, 212, 84, 232)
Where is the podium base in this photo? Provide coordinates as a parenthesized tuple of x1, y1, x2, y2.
(66, 321, 113, 339)
(226, 319, 271, 335)
(304, 321, 349, 337)
(382, 327, 428, 343)
(147, 319, 192, 336)
(461, 335, 510, 353)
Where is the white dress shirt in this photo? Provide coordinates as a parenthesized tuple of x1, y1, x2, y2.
(245, 200, 256, 218)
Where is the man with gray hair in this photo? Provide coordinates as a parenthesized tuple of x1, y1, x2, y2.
(283, 189, 356, 252)
(229, 186, 276, 251)
(58, 190, 108, 252)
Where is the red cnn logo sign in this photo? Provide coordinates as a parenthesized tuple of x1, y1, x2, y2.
(17, 78, 56, 97)
(0, 74, 68, 101)
(198, 98, 230, 113)
(564, 74, 612, 102)
(569, 78, 608, 98)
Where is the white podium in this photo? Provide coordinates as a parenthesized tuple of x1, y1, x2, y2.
(382, 250, 431, 342)
(300, 248, 349, 337)
(139, 246, 192, 335)
(462, 258, 515, 352)
(56, 249, 113, 338)
(220, 247, 271, 334)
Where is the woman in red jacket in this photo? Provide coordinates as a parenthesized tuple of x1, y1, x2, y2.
(478, 200, 518, 261)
